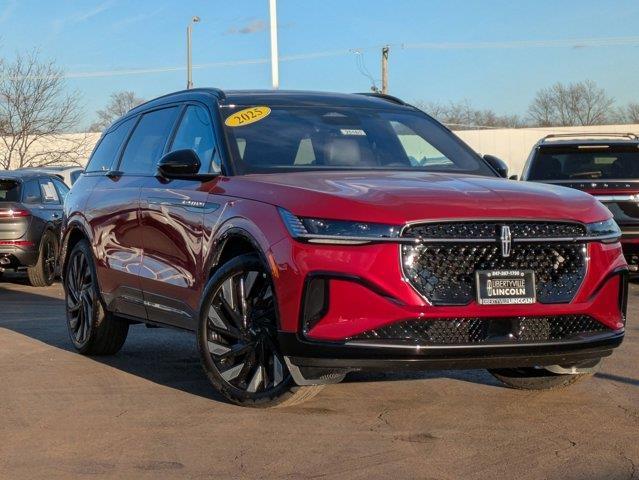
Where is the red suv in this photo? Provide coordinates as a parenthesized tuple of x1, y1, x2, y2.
(61, 89, 627, 407)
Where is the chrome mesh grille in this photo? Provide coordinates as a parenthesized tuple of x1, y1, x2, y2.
(351, 316, 610, 345)
(402, 221, 586, 240)
(401, 222, 587, 305)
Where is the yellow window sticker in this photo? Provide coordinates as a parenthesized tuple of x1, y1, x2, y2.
(225, 106, 271, 127)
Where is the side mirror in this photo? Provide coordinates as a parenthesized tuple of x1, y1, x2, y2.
(483, 154, 509, 178)
(157, 149, 201, 178)
(157, 149, 218, 180)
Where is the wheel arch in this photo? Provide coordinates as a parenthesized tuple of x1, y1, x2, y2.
(205, 227, 271, 280)
(60, 220, 92, 279)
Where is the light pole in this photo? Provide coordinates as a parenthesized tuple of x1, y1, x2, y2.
(269, 0, 279, 89)
(186, 16, 200, 89)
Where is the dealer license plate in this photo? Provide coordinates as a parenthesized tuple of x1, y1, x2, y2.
(476, 270, 536, 305)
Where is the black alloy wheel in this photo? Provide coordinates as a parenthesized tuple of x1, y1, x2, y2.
(198, 254, 324, 407)
(66, 247, 95, 346)
(64, 239, 129, 355)
(43, 237, 57, 281)
(207, 265, 286, 392)
(27, 231, 57, 287)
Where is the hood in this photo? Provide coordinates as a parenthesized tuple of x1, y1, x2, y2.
(217, 171, 611, 225)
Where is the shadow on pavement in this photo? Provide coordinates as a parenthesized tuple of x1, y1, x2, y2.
(595, 372, 639, 387)
(7, 275, 613, 403)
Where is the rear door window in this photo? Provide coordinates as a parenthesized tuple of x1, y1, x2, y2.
(119, 107, 179, 175)
(86, 117, 135, 173)
(22, 180, 42, 204)
(0, 180, 21, 202)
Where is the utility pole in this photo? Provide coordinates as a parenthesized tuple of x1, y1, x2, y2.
(186, 16, 200, 89)
(269, 0, 279, 89)
(381, 45, 389, 94)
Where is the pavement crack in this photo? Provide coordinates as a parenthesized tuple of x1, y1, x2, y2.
(622, 453, 637, 480)
(377, 408, 390, 426)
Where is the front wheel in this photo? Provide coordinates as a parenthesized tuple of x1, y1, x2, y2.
(197, 254, 323, 407)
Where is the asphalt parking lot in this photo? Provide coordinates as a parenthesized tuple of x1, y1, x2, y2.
(0, 274, 637, 480)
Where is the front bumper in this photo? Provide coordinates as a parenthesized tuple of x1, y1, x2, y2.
(268, 234, 627, 381)
(280, 330, 623, 381)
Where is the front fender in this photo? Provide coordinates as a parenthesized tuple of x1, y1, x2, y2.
(202, 198, 288, 278)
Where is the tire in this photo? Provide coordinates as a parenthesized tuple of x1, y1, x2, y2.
(27, 230, 57, 287)
(64, 239, 129, 355)
(488, 367, 593, 391)
(197, 253, 324, 407)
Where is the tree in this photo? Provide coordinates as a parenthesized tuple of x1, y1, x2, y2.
(612, 102, 639, 124)
(0, 52, 89, 170)
(528, 80, 614, 127)
(415, 99, 524, 130)
(90, 91, 144, 131)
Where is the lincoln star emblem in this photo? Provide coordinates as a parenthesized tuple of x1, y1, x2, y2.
(500, 225, 512, 258)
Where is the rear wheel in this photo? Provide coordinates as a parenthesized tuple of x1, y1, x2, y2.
(197, 254, 323, 407)
(27, 230, 57, 287)
(488, 365, 597, 390)
(64, 239, 129, 355)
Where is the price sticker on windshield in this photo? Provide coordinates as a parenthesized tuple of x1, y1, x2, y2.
(225, 106, 271, 127)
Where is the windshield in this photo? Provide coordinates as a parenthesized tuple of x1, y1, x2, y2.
(0, 180, 21, 202)
(221, 105, 494, 176)
(529, 145, 639, 180)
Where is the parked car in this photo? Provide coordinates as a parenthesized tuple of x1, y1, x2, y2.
(20, 165, 84, 187)
(60, 89, 627, 407)
(521, 133, 639, 273)
(0, 170, 69, 286)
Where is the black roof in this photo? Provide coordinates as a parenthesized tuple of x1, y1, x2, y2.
(221, 90, 410, 108)
(127, 88, 412, 117)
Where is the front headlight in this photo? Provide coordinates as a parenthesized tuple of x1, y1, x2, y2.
(585, 218, 621, 241)
(279, 208, 401, 244)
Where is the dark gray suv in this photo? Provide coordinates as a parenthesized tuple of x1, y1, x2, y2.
(0, 170, 69, 286)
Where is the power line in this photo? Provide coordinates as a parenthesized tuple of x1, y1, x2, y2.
(4, 35, 639, 81)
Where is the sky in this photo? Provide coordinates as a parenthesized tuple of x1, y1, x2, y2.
(1, 0, 639, 128)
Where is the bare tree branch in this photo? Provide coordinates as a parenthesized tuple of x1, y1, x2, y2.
(414, 99, 524, 130)
(0, 51, 88, 169)
(528, 80, 614, 127)
(89, 90, 144, 132)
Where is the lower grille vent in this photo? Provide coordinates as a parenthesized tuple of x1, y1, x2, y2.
(351, 316, 610, 345)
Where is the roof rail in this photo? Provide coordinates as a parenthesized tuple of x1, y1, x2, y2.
(542, 132, 638, 141)
(128, 88, 226, 115)
(355, 92, 406, 105)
